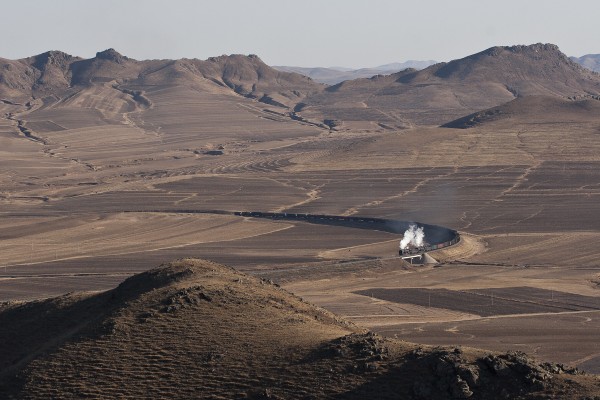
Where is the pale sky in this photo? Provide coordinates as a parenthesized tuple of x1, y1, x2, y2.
(2, 0, 598, 68)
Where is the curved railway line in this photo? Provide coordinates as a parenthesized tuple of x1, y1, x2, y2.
(129, 209, 461, 256)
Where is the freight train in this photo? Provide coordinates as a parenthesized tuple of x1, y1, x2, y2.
(123, 210, 461, 256)
(234, 211, 461, 257)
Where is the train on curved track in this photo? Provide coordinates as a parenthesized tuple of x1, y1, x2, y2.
(128, 209, 460, 258)
(234, 211, 460, 257)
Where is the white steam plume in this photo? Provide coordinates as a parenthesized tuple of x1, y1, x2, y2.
(414, 226, 425, 247)
(399, 225, 425, 249)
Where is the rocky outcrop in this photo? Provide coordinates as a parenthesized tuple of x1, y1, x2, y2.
(409, 347, 580, 399)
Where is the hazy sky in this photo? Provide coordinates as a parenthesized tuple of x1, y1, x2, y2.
(2, 0, 598, 68)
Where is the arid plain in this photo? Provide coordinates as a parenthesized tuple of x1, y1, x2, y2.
(2, 42, 600, 386)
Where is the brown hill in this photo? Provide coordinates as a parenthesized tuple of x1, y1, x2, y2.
(25, 51, 81, 93)
(442, 95, 600, 128)
(0, 49, 323, 108)
(0, 49, 327, 151)
(135, 54, 321, 107)
(69, 48, 142, 86)
(299, 43, 600, 127)
(0, 259, 597, 399)
(423, 44, 597, 95)
(0, 51, 80, 100)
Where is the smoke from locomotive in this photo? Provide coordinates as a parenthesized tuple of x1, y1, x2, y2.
(399, 224, 425, 250)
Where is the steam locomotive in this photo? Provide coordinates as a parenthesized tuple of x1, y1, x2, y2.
(398, 232, 461, 257)
(398, 245, 426, 256)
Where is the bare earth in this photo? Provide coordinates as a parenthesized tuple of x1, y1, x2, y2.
(2, 46, 600, 387)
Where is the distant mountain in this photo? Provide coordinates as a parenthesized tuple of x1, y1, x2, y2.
(273, 60, 437, 85)
(570, 54, 600, 72)
(299, 43, 600, 127)
(373, 60, 438, 71)
(0, 49, 324, 107)
(2, 44, 599, 130)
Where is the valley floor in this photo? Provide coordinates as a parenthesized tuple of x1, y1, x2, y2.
(2, 91, 600, 376)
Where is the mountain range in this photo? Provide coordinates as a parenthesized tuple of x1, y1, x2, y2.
(0, 49, 320, 109)
(1, 43, 598, 131)
(276, 55, 600, 85)
(570, 54, 600, 73)
(273, 60, 437, 85)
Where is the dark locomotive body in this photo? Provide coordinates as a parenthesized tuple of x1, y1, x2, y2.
(398, 246, 426, 256)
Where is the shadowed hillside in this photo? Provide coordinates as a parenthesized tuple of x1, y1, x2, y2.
(0, 259, 597, 399)
(442, 95, 600, 128)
